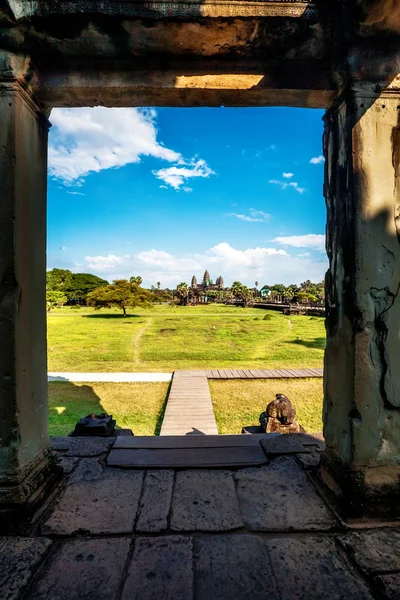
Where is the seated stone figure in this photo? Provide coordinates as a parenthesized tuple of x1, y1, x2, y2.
(259, 393, 301, 434)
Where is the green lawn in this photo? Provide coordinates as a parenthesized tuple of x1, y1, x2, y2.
(48, 381, 169, 436)
(210, 378, 323, 435)
(48, 304, 325, 372)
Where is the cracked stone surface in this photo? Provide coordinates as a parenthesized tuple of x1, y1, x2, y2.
(170, 470, 243, 531)
(0, 537, 52, 600)
(27, 538, 130, 600)
(136, 470, 174, 533)
(235, 457, 336, 531)
(51, 437, 114, 457)
(58, 456, 79, 475)
(267, 537, 373, 600)
(195, 534, 278, 600)
(41, 469, 143, 535)
(69, 458, 103, 483)
(338, 529, 400, 574)
(121, 536, 193, 600)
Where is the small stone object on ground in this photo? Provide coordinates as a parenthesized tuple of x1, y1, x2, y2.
(259, 394, 301, 434)
(70, 413, 116, 437)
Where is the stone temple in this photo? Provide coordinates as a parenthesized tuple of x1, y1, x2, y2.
(1, 0, 400, 597)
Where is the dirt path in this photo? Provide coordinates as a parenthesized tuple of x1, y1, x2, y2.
(133, 317, 152, 364)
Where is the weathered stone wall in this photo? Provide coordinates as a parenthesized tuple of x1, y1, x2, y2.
(323, 83, 400, 488)
(0, 51, 54, 504)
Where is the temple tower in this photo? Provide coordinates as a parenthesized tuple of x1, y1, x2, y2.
(202, 270, 210, 286)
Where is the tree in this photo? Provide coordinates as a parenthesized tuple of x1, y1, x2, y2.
(66, 273, 108, 304)
(46, 290, 67, 310)
(87, 280, 152, 316)
(231, 281, 253, 306)
(176, 282, 189, 304)
(46, 268, 73, 291)
(157, 281, 161, 290)
(130, 276, 143, 286)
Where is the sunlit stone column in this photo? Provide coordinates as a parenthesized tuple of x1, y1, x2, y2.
(0, 52, 56, 512)
(322, 79, 400, 513)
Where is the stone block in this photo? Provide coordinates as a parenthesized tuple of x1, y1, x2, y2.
(121, 536, 193, 600)
(136, 470, 174, 532)
(260, 433, 324, 457)
(0, 537, 52, 600)
(374, 573, 400, 599)
(235, 457, 336, 531)
(195, 534, 279, 599)
(267, 537, 373, 599)
(338, 530, 400, 575)
(41, 469, 143, 535)
(27, 538, 130, 600)
(51, 437, 114, 457)
(170, 470, 243, 531)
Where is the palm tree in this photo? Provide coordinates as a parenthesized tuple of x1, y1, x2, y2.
(130, 276, 143, 286)
(157, 281, 161, 290)
(255, 281, 259, 288)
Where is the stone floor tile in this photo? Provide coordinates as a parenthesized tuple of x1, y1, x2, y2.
(235, 457, 336, 531)
(69, 458, 103, 482)
(27, 538, 130, 600)
(267, 537, 373, 600)
(136, 470, 174, 532)
(121, 536, 193, 600)
(170, 470, 243, 531)
(0, 537, 52, 600)
(338, 529, 400, 574)
(51, 437, 114, 457)
(374, 573, 400, 599)
(41, 469, 143, 535)
(195, 534, 279, 600)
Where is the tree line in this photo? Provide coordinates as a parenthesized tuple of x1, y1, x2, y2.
(46, 268, 324, 315)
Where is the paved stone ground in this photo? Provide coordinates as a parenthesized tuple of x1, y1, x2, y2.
(1, 436, 399, 599)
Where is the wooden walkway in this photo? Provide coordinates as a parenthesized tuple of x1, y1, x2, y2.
(160, 371, 218, 436)
(206, 368, 323, 379)
(108, 434, 272, 468)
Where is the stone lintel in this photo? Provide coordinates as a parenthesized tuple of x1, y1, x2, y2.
(1, 0, 318, 21)
(37, 59, 335, 109)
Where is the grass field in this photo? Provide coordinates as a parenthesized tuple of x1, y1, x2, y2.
(47, 304, 326, 372)
(48, 382, 169, 436)
(210, 378, 323, 435)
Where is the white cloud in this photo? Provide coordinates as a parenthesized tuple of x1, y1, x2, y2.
(272, 234, 326, 252)
(49, 107, 182, 185)
(269, 179, 305, 194)
(153, 159, 214, 191)
(67, 191, 85, 196)
(225, 208, 270, 223)
(81, 242, 327, 286)
(310, 155, 325, 164)
(297, 252, 311, 257)
(84, 254, 126, 271)
(60, 246, 67, 251)
(283, 172, 294, 179)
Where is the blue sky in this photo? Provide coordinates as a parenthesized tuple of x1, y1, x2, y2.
(47, 106, 327, 288)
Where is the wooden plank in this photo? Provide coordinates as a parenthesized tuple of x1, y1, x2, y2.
(107, 446, 267, 468)
(113, 434, 273, 449)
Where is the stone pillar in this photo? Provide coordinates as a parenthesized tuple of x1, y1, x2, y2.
(322, 80, 400, 514)
(0, 52, 56, 515)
